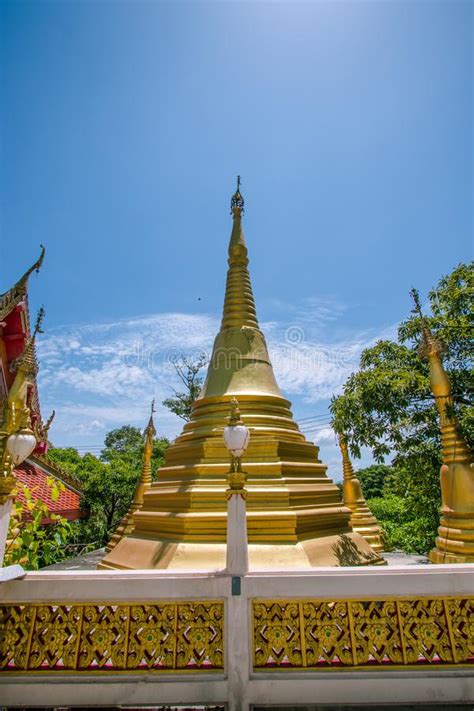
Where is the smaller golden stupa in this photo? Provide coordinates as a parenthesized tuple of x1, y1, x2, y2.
(412, 290, 474, 564)
(105, 402, 156, 553)
(338, 435, 384, 553)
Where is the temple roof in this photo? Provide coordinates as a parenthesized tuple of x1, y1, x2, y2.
(14, 458, 83, 524)
(0, 248, 52, 456)
(0, 246, 45, 323)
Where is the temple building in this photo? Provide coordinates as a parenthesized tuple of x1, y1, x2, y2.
(100, 183, 384, 570)
(0, 250, 83, 529)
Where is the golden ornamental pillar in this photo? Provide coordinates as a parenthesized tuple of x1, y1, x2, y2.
(105, 401, 157, 553)
(412, 290, 474, 564)
(339, 435, 384, 553)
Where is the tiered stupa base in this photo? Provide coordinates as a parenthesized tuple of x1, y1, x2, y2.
(105, 508, 137, 554)
(347, 510, 384, 554)
(100, 535, 381, 571)
(429, 514, 474, 564)
(100, 395, 384, 571)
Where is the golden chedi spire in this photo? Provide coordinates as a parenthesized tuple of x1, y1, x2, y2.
(99, 181, 384, 571)
(105, 401, 156, 553)
(411, 289, 474, 564)
(339, 435, 384, 553)
(199, 176, 281, 400)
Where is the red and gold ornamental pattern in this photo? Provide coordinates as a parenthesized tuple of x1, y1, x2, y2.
(0, 601, 223, 672)
(2, 596, 472, 674)
(253, 597, 474, 669)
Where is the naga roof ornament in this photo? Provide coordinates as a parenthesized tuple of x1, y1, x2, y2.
(0, 245, 45, 322)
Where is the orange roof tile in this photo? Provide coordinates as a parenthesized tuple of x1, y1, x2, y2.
(14, 460, 83, 523)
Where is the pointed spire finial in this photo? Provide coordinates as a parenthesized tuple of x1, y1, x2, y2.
(146, 399, 156, 438)
(230, 175, 245, 213)
(409, 287, 443, 360)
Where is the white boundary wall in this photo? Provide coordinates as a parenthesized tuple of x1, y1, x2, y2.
(0, 564, 473, 709)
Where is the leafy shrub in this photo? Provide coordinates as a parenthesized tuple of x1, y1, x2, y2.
(5, 478, 74, 570)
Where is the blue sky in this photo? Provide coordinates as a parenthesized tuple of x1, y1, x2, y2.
(1, 0, 472, 478)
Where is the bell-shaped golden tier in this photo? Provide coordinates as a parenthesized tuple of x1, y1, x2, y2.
(100, 187, 384, 571)
(339, 436, 384, 554)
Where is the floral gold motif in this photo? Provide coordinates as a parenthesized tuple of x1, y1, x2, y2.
(0, 601, 224, 672)
(253, 597, 474, 669)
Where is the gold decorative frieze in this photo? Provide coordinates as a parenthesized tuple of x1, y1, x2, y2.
(0, 601, 224, 672)
(253, 597, 473, 669)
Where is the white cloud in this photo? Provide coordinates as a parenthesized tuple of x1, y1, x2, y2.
(313, 427, 336, 444)
(37, 304, 396, 478)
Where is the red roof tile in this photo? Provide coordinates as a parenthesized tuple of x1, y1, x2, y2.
(14, 461, 83, 523)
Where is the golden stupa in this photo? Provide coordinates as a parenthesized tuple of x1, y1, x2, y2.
(100, 182, 384, 570)
(105, 402, 156, 554)
(339, 435, 384, 554)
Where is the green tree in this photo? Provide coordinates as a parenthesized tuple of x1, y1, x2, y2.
(5, 478, 73, 570)
(357, 464, 394, 500)
(162, 353, 208, 421)
(330, 262, 473, 554)
(47, 446, 83, 476)
(49, 426, 169, 546)
(331, 262, 473, 460)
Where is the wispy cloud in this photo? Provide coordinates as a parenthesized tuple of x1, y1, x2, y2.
(37, 300, 396, 475)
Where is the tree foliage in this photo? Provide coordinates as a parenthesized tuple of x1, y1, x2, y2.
(357, 464, 393, 500)
(5, 478, 73, 570)
(49, 425, 169, 547)
(331, 262, 473, 461)
(162, 353, 208, 421)
(357, 458, 441, 554)
(331, 262, 473, 555)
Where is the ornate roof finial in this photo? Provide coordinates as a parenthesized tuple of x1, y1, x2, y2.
(0, 245, 46, 322)
(33, 305, 45, 337)
(34, 409, 56, 444)
(230, 175, 245, 214)
(10, 306, 45, 376)
(16, 245, 45, 289)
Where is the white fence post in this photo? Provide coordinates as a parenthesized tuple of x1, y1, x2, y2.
(0, 479, 24, 582)
(226, 489, 249, 576)
(0, 497, 12, 567)
(224, 451, 250, 709)
(227, 577, 251, 711)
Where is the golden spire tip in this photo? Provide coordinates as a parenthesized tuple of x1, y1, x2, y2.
(230, 175, 244, 214)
